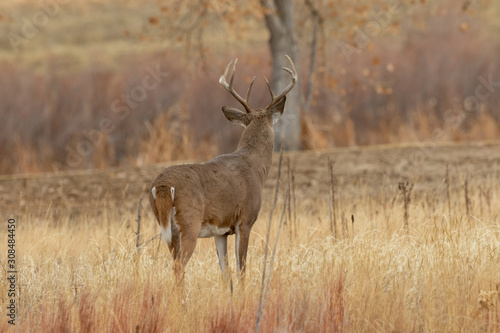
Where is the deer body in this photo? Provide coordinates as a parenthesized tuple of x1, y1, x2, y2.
(149, 57, 296, 279)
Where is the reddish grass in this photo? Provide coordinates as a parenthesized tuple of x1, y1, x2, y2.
(206, 271, 347, 332)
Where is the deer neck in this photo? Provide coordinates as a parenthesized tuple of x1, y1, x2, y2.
(236, 120, 274, 185)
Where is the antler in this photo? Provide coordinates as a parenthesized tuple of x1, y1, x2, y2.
(219, 59, 255, 113)
(264, 55, 297, 109)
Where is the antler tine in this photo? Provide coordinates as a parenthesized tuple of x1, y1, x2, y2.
(265, 55, 298, 109)
(228, 59, 237, 88)
(219, 58, 253, 113)
(245, 76, 255, 105)
(264, 76, 274, 100)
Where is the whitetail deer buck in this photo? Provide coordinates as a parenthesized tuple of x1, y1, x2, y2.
(149, 56, 297, 280)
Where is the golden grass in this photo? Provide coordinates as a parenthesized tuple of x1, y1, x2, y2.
(1, 177, 499, 332)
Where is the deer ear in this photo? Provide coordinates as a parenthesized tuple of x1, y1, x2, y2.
(222, 106, 249, 127)
(268, 96, 286, 124)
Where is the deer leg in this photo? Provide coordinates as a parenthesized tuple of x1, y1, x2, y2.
(169, 207, 183, 277)
(235, 224, 251, 274)
(169, 226, 181, 260)
(214, 235, 229, 274)
(173, 222, 200, 282)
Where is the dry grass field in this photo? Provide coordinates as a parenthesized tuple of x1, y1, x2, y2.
(1, 0, 500, 331)
(1, 142, 499, 332)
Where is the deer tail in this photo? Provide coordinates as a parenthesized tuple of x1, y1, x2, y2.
(151, 185, 175, 245)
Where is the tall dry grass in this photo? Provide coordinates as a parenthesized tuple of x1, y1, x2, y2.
(1, 171, 499, 332)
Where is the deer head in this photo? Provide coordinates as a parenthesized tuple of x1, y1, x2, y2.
(219, 55, 297, 129)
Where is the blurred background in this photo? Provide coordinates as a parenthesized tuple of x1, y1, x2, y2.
(0, 0, 499, 175)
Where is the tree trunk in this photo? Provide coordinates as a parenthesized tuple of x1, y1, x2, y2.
(262, 0, 301, 151)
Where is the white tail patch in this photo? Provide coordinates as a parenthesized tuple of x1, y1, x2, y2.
(160, 187, 176, 245)
(161, 222, 172, 245)
(151, 186, 156, 200)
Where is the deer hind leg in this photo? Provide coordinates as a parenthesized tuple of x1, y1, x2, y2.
(169, 226, 181, 260)
(172, 211, 202, 282)
(214, 235, 229, 275)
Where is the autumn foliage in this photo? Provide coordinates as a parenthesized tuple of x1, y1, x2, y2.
(0, 0, 499, 174)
